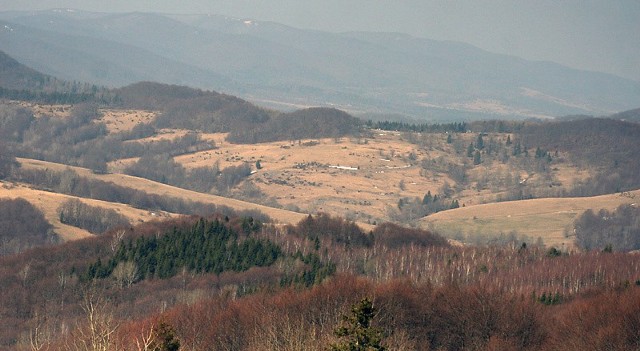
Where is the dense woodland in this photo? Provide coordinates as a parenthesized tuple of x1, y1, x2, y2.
(1, 213, 640, 350)
(520, 118, 640, 196)
(575, 204, 640, 252)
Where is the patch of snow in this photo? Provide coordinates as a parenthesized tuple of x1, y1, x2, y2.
(329, 165, 358, 171)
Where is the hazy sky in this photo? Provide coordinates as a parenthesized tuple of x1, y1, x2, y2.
(2, 0, 639, 81)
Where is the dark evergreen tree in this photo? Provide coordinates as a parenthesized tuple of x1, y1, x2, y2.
(422, 191, 433, 205)
(331, 298, 386, 351)
(473, 150, 482, 165)
(476, 134, 485, 149)
(467, 143, 475, 158)
(512, 141, 522, 156)
(0, 142, 17, 179)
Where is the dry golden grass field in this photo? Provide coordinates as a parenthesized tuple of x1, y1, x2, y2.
(17, 158, 308, 228)
(421, 190, 640, 248)
(99, 109, 156, 133)
(0, 180, 174, 241)
(11, 106, 637, 247)
(175, 132, 446, 223)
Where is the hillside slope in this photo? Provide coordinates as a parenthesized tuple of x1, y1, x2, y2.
(421, 190, 640, 247)
(0, 49, 50, 90)
(18, 158, 309, 227)
(0, 181, 172, 241)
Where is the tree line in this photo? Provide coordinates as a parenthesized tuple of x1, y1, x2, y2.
(575, 204, 640, 252)
(58, 199, 130, 235)
(0, 198, 56, 255)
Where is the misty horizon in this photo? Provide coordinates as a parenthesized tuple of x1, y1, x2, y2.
(0, 0, 638, 82)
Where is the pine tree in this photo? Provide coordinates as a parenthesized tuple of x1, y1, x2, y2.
(473, 150, 482, 165)
(512, 141, 521, 156)
(422, 191, 433, 204)
(467, 143, 475, 157)
(476, 134, 484, 149)
(331, 298, 386, 351)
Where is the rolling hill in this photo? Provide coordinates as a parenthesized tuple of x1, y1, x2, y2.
(0, 49, 50, 90)
(421, 190, 640, 248)
(1, 9, 639, 120)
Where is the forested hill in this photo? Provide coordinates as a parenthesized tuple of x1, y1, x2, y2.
(0, 51, 363, 143)
(520, 118, 640, 195)
(0, 49, 111, 104)
(114, 81, 363, 143)
(610, 107, 640, 122)
(0, 50, 49, 90)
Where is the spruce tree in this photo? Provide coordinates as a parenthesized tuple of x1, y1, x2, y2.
(331, 298, 386, 351)
(476, 134, 484, 149)
(473, 150, 482, 165)
(467, 143, 475, 157)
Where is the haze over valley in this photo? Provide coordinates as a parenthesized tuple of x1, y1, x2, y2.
(1, 9, 639, 121)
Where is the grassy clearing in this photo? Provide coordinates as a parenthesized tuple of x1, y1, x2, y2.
(421, 190, 640, 248)
(98, 109, 156, 133)
(18, 158, 309, 228)
(0, 181, 173, 241)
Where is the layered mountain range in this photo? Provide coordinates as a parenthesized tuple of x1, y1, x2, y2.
(1, 9, 639, 120)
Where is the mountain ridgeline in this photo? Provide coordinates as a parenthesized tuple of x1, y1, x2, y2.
(1, 10, 639, 120)
(0, 54, 363, 144)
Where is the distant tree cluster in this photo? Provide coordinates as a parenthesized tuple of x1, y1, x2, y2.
(390, 190, 460, 222)
(0, 142, 18, 179)
(13, 168, 222, 216)
(124, 157, 251, 194)
(521, 118, 640, 196)
(227, 107, 362, 144)
(575, 204, 640, 251)
(372, 222, 449, 249)
(366, 120, 467, 133)
(289, 213, 449, 250)
(85, 217, 281, 281)
(0, 198, 56, 255)
(58, 199, 130, 235)
(115, 84, 365, 144)
(294, 213, 373, 248)
(0, 104, 34, 142)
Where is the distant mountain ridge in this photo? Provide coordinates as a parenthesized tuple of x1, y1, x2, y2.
(1, 9, 639, 121)
(0, 49, 50, 90)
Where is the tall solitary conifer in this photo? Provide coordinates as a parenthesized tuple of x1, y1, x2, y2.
(331, 298, 386, 351)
